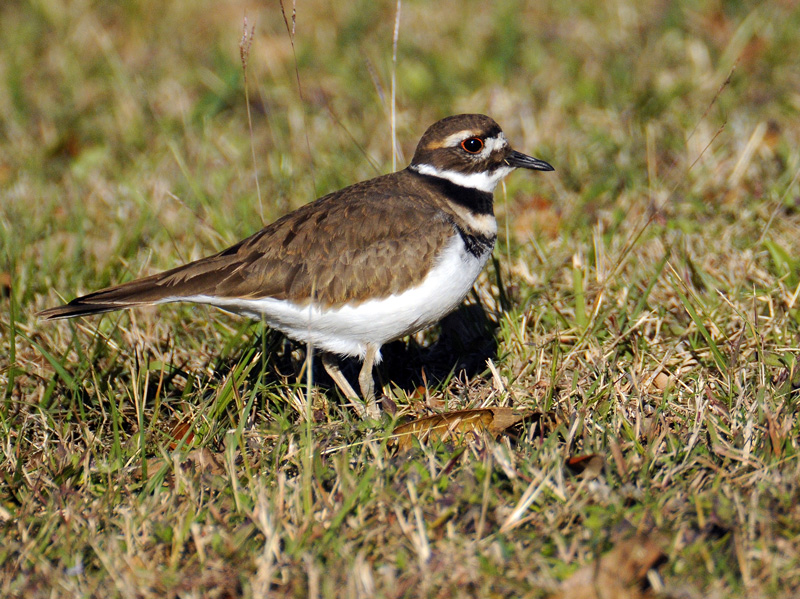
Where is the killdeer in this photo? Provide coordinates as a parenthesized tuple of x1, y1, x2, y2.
(40, 114, 553, 419)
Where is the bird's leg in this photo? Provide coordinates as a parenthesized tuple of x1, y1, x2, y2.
(321, 352, 369, 420)
(358, 344, 381, 420)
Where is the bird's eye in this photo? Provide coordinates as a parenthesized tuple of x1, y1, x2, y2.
(461, 137, 484, 154)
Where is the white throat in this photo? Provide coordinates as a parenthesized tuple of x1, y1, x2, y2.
(410, 163, 514, 193)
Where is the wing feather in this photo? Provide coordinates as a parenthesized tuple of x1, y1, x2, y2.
(39, 172, 455, 320)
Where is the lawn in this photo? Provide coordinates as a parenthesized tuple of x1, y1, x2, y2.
(2, 0, 800, 597)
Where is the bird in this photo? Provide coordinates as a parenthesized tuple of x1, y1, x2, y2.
(39, 114, 554, 419)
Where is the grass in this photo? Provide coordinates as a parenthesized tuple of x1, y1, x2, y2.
(2, 0, 800, 596)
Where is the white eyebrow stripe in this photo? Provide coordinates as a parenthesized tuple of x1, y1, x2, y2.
(443, 130, 479, 147)
(443, 132, 508, 160)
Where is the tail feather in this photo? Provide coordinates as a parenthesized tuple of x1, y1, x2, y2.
(38, 271, 178, 320)
(38, 301, 140, 320)
(38, 241, 258, 321)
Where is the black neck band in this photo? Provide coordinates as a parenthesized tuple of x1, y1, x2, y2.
(410, 168, 495, 216)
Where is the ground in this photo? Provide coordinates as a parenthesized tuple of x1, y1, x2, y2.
(2, 0, 800, 597)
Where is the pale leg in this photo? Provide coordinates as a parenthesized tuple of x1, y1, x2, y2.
(358, 344, 381, 420)
(321, 353, 370, 420)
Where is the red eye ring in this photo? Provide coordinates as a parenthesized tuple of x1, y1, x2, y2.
(461, 137, 484, 154)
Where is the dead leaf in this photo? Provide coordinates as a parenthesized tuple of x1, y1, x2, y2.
(141, 448, 226, 481)
(511, 194, 562, 240)
(179, 448, 226, 476)
(168, 418, 195, 450)
(390, 407, 534, 451)
(381, 394, 398, 417)
(565, 454, 604, 479)
(650, 371, 670, 391)
(551, 534, 666, 599)
(763, 119, 780, 150)
(0, 272, 11, 298)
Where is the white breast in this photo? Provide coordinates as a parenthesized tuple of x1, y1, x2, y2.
(173, 234, 491, 359)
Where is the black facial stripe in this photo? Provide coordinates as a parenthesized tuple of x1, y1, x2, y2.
(410, 169, 494, 215)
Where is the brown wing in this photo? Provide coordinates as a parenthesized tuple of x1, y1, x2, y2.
(39, 172, 455, 319)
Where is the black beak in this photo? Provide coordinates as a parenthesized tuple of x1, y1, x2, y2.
(506, 150, 554, 171)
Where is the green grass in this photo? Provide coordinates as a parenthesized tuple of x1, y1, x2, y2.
(3, 0, 800, 596)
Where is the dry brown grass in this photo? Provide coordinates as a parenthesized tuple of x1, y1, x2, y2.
(3, 0, 800, 597)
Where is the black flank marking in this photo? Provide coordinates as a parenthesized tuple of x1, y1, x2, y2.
(412, 171, 494, 215)
(456, 227, 496, 259)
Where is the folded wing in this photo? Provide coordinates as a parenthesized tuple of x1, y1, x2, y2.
(39, 179, 454, 320)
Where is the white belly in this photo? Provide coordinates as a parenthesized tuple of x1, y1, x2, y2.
(177, 234, 490, 359)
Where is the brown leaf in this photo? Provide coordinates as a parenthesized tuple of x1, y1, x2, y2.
(168, 418, 195, 450)
(0, 272, 11, 298)
(380, 394, 398, 417)
(390, 407, 534, 451)
(565, 454, 604, 479)
(651, 372, 669, 391)
(551, 534, 666, 599)
(180, 448, 226, 476)
(511, 194, 562, 240)
(142, 448, 226, 481)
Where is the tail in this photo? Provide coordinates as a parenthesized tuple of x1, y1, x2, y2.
(38, 243, 254, 321)
(38, 271, 182, 320)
